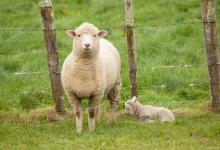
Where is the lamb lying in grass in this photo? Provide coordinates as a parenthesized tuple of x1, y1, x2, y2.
(125, 96, 175, 122)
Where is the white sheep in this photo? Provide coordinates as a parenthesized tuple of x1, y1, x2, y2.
(61, 22, 121, 133)
(125, 96, 175, 122)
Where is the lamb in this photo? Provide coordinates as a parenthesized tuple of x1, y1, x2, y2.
(61, 22, 121, 133)
(125, 96, 175, 122)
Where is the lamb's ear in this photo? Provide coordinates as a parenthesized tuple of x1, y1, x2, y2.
(98, 30, 108, 38)
(131, 96, 138, 104)
(67, 30, 76, 38)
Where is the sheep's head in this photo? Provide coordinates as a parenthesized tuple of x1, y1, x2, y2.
(125, 96, 139, 115)
(67, 22, 108, 54)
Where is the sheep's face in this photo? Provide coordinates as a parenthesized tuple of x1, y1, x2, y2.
(125, 96, 138, 115)
(67, 23, 108, 53)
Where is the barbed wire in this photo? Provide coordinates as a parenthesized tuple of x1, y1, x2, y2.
(8, 63, 206, 76)
(0, 82, 208, 96)
(151, 83, 208, 89)
(0, 49, 68, 56)
(151, 64, 193, 70)
(0, 20, 219, 32)
(0, 61, 205, 77)
(0, 19, 214, 98)
(0, 89, 49, 96)
(13, 71, 48, 75)
(121, 82, 209, 91)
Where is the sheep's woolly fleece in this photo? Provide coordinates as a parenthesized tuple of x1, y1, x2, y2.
(75, 22, 100, 34)
(61, 22, 121, 133)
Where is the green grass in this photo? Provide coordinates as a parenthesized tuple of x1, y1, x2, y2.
(0, 0, 220, 149)
(1, 108, 220, 150)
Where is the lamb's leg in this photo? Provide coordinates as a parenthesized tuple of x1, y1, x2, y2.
(88, 95, 102, 132)
(67, 92, 83, 134)
(107, 78, 121, 123)
(143, 119, 155, 123)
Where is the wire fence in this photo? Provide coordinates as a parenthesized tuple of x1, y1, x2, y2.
(0, 20, 219, 32)
(0, 82, 209, 96)
(1, 19, 217, 54)
(0, 19, 217, 98)
(10, 65, 196, 75)
(0, 19, 217, 56)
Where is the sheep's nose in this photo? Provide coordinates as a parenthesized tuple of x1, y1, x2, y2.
(84, 43, 91, 48)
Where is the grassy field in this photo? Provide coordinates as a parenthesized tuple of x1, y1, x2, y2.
(0, 0, 220, 149)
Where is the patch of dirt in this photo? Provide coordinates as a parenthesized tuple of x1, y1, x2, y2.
(199, 101, 212, 112)
(29, 107, 74, 123)
(0, 107, 74, 123)
(0, 112, 21, 121)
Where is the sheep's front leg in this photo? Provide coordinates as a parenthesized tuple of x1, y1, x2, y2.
(143, 119, 155, 123)
(95, 105, 101, 122)
(107, 78, 121, 123)
(67, 93, 83, 134)
(88, 95, 102, 132)
(139, 115, 154, 123)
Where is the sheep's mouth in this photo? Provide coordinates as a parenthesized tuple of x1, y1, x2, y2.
(83, 48, 91, 51)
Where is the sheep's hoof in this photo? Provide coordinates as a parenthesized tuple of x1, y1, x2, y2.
(89, 128, 95, 132)
(96, 117, 100, 123)
(95, 113, 100, 122)
(109, 109, 117, 123)
(88, 119, 96, 132)
(76, 130, 82, 134)
(108, 118, 116, 124)
(76, 128, 82, 134)
(88, 124, 95, 132)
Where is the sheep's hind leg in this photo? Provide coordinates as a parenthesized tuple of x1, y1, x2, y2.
(88, 95, 102, 132)
(107, 78, 121, 123)
(67, 93, 83, 134)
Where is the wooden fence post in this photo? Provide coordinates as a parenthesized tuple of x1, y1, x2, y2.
(124, 0, 138, 97)
(201, 0, 220, 111)
(39, 0, 65, 113)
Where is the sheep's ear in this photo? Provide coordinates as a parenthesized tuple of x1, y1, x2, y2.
(125, 100, 130, 105)
(98, 30, 108, 38)
(131, 96, 138, 104)
(67, 30, 76, 38)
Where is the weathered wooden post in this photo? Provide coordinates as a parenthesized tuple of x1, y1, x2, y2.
(201, 0, 220, 111)
(124, 0, 138, 97)
(39, 0, 65, 113)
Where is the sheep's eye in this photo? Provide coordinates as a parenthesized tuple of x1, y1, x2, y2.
(93, 35, 97, 37)
(77, 34, 81, 37)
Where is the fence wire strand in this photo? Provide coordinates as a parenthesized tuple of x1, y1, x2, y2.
(0, 82, 208, 96)
(0, 18, 217, 97)
(0, 20, 219, 32)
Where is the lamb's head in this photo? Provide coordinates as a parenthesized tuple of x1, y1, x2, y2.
(67, 22, 108, 54)
(125, 96, 139, 115)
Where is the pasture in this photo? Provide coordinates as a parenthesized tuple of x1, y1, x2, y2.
(0, 0, 220, 149)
